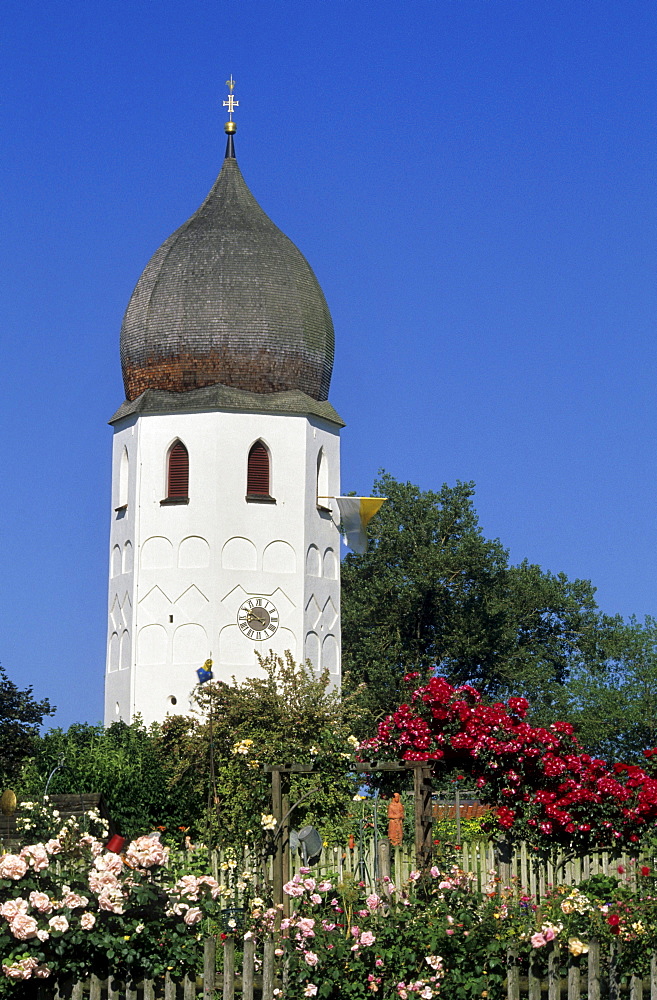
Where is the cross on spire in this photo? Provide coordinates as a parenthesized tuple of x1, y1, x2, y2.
(223, 76, 239, 120)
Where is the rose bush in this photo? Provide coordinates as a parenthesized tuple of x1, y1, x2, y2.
(0, 825, 225, 993)
(359, 675, 657, 853)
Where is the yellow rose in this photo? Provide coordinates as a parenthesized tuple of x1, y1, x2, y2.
(568, 938, 588, 956)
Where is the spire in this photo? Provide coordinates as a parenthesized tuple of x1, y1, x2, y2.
(223, 75, 238, 159)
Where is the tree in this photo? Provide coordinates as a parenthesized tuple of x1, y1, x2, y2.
(0, 664, 54, 786)
(562, 616, 657, 762)
(18, 720, 203, 840)
(166, 651, 363, 848)
(341, 472, 617, 730)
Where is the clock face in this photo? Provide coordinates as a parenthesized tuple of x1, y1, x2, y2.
(237, 597, 279, 641)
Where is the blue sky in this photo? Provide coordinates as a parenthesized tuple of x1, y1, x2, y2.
(1, 1, 655, 728)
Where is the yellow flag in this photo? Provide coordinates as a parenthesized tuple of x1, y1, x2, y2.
(334, 497, 386, 554)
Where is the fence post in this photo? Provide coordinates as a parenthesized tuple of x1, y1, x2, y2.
(651, 953, 657, 1000)
(271, 769, 283, 904)
(203, 936, 217, 1000)
(609, 943, 620, 1000)
(547, 941, 560, 1000)
(630, 973, 644, 1000)
(506, 947, 519, 1000)
(567, 954, 580, 1000)
(413, 764, 433, 868)
(242, 933, 256, 1000)
(587, 938, 600, 1000)
(528, 949, 541, 1000)
(262, 934, 275, 1000)
(223, 935, 235, 1000)
(377, 837, 391, 885)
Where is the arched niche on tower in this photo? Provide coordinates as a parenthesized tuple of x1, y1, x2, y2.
(178, 535, 210, 569)
(119, 630, 131, 671)
(137, 624, 167, 665)
(322, 634, 339, 676)
(305, 631, 320, 672)
(122, 541, 133, 574)
(219, 624, 260, 666)
(141, 536, 174, 570)
(173, 623, 208, 665)
(108, 632, 119, 673)
(323, 547, 337, 580)
(222, 537, 257, 571)
(263, 540, 296, 574)
(111, 545, 122, 578)
(306, 544, 321, 577)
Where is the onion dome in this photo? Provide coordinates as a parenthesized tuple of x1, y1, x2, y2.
(120, 138, 335, 403)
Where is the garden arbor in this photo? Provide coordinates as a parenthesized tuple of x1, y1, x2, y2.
(268, 761, 433, 908)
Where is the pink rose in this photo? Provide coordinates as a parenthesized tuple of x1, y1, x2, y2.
(2, 957, 38, 980)
(176, 875, 200, 899)
(283, 880, 304, 897)
(29, 891, 53, 914)
(0, 898, 28, 918)
(360, 931, 376, 946)
(304, 951, 319, 967)
(34, 965, 51, 979)
(98, 889, 124, 914)
(61, 892, 89, 910)
(297, 918, 316, 937)
(93, 853, 123, 875)
(44, 839, 62, 855)
(0, 854, 28, 880)
(49, 915, 69, 933)
(125, 836, 168, 869)
(36, 929, 50, 942)
(80, 912, 96, 930)
(20, 844, 49, 871)
(10, 913, 39, 940)
(183, 907, 202, 926)
(531, 932, 547, 948)
(543, 927, 557, 942)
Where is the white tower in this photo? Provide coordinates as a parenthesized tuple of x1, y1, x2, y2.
(104, 102, 342, 726)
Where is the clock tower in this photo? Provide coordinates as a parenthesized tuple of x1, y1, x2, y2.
(104, 88, 342, 725)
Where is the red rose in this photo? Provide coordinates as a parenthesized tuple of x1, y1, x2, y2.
(608, 915, 620, 926)
(641, 866, 651, 877)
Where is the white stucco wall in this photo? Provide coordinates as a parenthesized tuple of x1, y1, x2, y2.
(104, 407, 341, 726)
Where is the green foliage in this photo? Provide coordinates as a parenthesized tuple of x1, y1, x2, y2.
(18, 720, 202, 841)
(342, 472, 617, 730)
(166, 651, 364, 849)
(561, 616, 657, 761)
(0, 664, 54, 786)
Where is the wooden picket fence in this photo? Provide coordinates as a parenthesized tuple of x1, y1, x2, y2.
(47, 938, 657, 999)
(289, 837, 652, 899)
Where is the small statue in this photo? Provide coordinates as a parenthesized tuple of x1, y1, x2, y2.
(387, 792, 404, 846)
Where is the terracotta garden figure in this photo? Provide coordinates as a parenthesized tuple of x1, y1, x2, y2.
(387, 792, 404, 846)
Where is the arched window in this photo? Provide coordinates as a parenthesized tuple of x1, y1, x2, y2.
(317, 448, 330, 509)
(247, 441, 271, 498)
(166, 441, 189, 501)
(118, 447, 129, 508)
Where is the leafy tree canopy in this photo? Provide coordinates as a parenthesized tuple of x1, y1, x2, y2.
(341, 472, 619, 730)
(164, 651, 364, 848)
(0, 664, 54, 786)
(561, 616, 657, 762)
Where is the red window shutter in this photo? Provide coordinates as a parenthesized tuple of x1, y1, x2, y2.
(168, 442, 189, 498)
(247, 442, 270, 495)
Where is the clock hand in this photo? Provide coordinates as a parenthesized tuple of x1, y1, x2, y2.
(247, 611, 267, 626)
